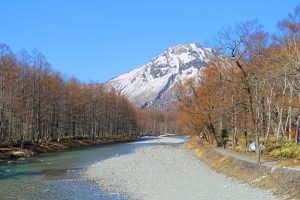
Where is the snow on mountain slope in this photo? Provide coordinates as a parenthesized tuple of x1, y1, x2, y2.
(106, 43, 219, 108)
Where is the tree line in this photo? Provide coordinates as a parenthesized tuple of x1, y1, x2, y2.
(0, 45, 139, 147)
(177, 5, 300, 163)
(137, 109, 178, 136)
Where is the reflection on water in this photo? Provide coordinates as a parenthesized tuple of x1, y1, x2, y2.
(0, 136, 186, 200)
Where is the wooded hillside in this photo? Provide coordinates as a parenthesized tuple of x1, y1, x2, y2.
(0, 45, 139, 147)
(177, 5, 300, 163)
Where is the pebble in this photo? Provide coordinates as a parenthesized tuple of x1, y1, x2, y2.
(86, 146, 279, 200)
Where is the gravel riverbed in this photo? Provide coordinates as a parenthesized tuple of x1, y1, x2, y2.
(86, 138, 280, 200)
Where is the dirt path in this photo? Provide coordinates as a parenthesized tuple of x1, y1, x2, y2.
(215, 148, 300, 171)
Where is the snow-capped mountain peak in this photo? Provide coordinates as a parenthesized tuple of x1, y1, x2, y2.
(106, 43, 218, 108)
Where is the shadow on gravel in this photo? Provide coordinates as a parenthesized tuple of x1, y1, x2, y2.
(132, 137, 159, 142)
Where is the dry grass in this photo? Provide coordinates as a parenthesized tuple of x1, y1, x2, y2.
(235, 146, 247, 153)
(276, 159, 300, 167)
(185, 136, 201, 149)
(186, 137, 269, 181)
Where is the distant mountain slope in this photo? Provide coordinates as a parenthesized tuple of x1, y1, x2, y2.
(106, 43, 219, 108)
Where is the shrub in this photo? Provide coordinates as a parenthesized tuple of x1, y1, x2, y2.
(265, 143, 282, 153)
(268, 137, 277, 144)
(270, 149, 282, 157)
(281, 148, 295, 158)
(235, 146, 247, 153)
(269, 144, 300, 159)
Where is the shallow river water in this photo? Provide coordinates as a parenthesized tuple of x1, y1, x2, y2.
(0, 136, 186, 200)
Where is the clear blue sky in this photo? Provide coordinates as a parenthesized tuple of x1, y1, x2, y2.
(1, 1, 299, 83)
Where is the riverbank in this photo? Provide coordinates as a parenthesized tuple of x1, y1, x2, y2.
(0, 135, 139, 164)
(186, 137, 300, 200)
(86, 136, 278, 200)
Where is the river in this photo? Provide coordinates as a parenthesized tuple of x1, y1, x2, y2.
(0, 136, 187, 200)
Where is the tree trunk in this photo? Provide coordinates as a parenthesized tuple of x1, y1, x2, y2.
(276, 107, 283, 144)
(264, 94, 273, 148)
(296, 115, 300, 145)
(235, 61, 260, 164)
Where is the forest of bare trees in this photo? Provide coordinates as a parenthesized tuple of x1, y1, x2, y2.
(0, 45, 140, 147)
(177, 6, 300, 163)
(0, 43, 179, 148)
(137, 109, 178, 136)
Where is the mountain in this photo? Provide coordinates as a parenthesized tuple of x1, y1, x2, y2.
(106, 43, 219, 108)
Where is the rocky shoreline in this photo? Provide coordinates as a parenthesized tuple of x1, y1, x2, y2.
(0, 135, 139, 164)
(85, 137, 279, 200)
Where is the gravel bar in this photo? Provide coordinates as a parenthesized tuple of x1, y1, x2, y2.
(86, 144, 280, 200)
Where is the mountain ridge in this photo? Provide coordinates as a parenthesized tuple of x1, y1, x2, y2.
(106, 43, 219, 108)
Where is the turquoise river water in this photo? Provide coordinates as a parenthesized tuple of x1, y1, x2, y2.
(0, 136, 186, 200)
